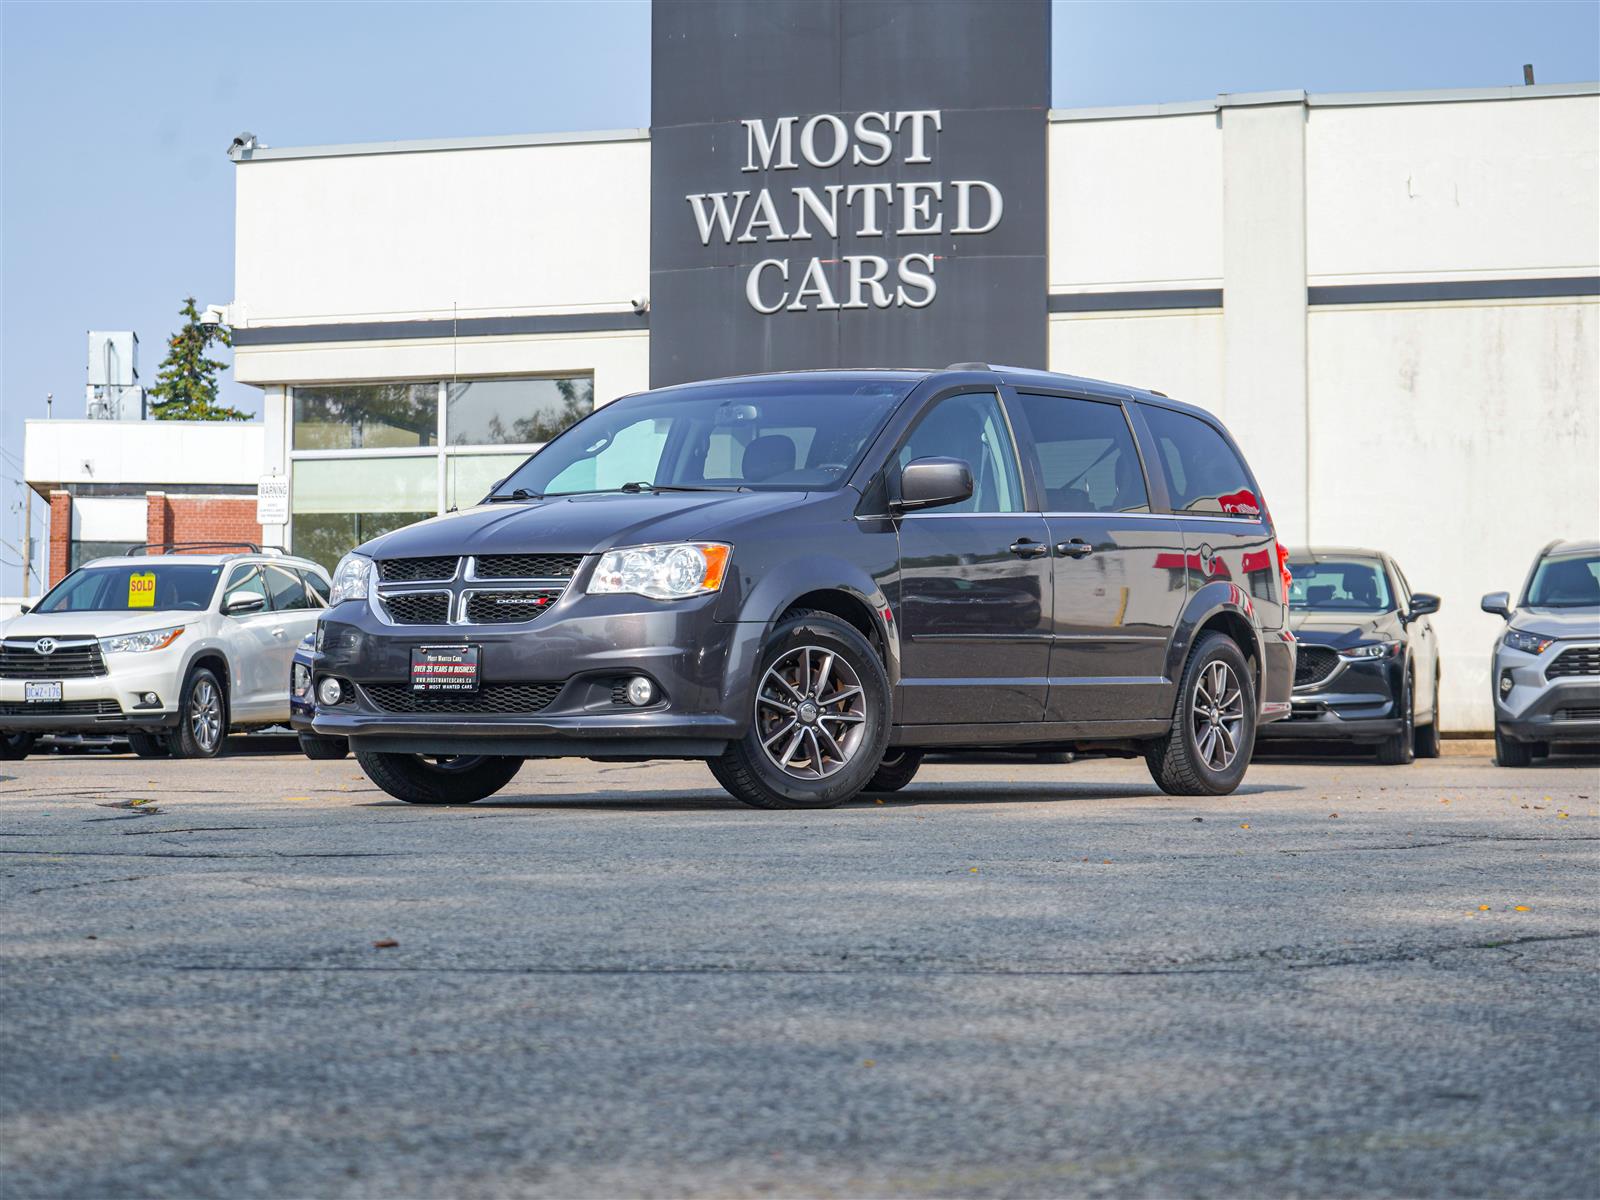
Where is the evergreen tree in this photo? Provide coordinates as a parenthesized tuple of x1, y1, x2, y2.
(147, 297, 249, 420)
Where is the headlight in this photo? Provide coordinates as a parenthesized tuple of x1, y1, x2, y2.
(1339, 641, 1402, 660)
(1503, 629, 1555, 655)
(99, 626, 184, 654)
(329, 554, 373, 605)
(587, 543, 731, 601)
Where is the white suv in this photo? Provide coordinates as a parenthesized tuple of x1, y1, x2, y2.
(0, 544, 331, 760)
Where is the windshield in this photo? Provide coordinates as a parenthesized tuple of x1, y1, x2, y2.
(1525, 552, 1600, 608)
(1286, 558, 1393, 613)
(34, 562, 224, 613)
(493, 378, 912, 500)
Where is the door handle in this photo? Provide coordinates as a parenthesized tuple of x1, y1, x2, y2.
(271, 627, 287, 638)
(1009, 539, 1049, 559)
(1056, 539, 1094, 558)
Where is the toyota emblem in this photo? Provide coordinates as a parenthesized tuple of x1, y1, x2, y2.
(34, 637, 56, 656)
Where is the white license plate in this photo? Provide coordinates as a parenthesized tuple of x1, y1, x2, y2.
(25, 681, 62, 703)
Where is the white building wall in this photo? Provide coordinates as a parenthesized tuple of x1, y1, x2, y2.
(23, 420, 265, 487)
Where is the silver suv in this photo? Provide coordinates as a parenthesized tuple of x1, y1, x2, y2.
(0, 544, 331, 760)
(1481, 538, 1600, 766)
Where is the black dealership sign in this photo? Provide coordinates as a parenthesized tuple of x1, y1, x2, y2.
(649, 0, 1050, 387)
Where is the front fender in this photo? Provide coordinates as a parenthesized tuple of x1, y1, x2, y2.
(717, 552, 901, 725)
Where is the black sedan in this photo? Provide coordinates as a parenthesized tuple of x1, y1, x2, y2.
(1256, 548, 1442, 764)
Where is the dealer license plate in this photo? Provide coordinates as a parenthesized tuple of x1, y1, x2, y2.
(409, 645, 480, 693)
(25, 681, 63, 703)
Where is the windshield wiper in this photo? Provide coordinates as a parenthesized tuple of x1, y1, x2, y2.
(485, 488, 541, 503)
(618, 481, 745, 494)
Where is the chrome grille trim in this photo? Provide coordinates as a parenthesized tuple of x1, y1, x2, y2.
(370, 554, 584, 626)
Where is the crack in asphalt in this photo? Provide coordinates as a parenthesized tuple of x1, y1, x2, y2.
(128, 930, 1598, 979)
(0, 849, 408, 860)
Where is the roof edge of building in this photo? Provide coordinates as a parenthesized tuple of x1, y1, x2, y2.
(1049, 80, 1600, 122)
(231, 126, 651, 164)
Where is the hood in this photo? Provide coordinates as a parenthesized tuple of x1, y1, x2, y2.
(1287, 609, 1401, 647)
(1510, 606, 1600, 640)
(0, 609, 196, 641)
(360, 489, 816, 560)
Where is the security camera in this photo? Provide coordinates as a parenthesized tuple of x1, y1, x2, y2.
(229, 131, 258, 156)
(630, 295, 650, 314)
(199, 303, 230, 332)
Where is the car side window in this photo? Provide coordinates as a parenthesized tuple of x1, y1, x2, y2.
(1016, 394, 1149, 513)
(301, 570, 331, 606)
(1140, 404, 1260, 517)
(896, 391, 1023, 514)
(222, 565, 269, 614)
(265, 565, 315, 611)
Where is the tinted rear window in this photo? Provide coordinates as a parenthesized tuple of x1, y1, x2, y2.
(1140, 405, 1260, 517)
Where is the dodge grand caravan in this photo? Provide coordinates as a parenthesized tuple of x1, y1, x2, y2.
(305, 366, 1295, 808)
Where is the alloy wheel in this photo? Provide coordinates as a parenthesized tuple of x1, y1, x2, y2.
(189, 678, 223, 753)
(1191, 660, 1245, 771)
(756, 644, 869, 780)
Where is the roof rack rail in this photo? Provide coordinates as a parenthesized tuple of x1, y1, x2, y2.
(126, 541, 282, 556)
(1147, 389, 1169, 397)
(945, 361, 992, 371)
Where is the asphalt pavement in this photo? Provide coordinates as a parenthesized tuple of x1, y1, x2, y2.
(2, 741, 1597, 1198)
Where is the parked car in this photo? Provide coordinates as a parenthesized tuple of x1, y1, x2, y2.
(1257, 548, 1441, 763)
(1482, 539, 1600, 766)
(290, 632, 348, 759)
(0, 544, 331, 760)
(301, 366, 1295, 808)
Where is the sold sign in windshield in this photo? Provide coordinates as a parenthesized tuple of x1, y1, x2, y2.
(128, 572, 156, 608)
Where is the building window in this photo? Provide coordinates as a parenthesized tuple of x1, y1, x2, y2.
(286, 374, 594, 570)
(69, 540, 137, 570)
(446, 376, 594, 446)
(292, 383, 439, 450)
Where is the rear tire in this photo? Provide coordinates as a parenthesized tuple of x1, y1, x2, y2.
(1145, 632, 1256, 796)
(1376, 671, 1416, 765)
(171, 668, 227, 759)
(298, 733, 350, 760)
(127, 732, 171, 759)
(1494, 725, 1532, 767)
(355, 749, 522, 804)
(1413, 676, 1441, 759)
(0, 732, 35, 761)
(865, 748, 923, 793)
(709, 611, 890, 809)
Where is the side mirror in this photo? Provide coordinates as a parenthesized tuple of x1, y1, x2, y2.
(18, 605, 30, 614)
(1480, 591, 1512, 619)
(1408, 593, 1441, 618)
(223, 592, 267, 616)
(893, 457, 973, 512)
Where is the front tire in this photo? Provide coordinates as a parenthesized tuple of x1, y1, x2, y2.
(1145, 632, 1256, 797)
(298, 733, 350, 760)
(1414, 676, 1441, 759)
(865, 748, 923, 793)
(1376, 670, 1416, 765)
(709, 611, 890, 809)
(127, 732, 171, 759)
(0, 731, 36, 761)
(171, 668, 227, 759)
(354, 750, 522, 804)
(1495, 726, 1532, 767)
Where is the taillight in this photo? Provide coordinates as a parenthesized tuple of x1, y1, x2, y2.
(1276, 541, 1292, 601)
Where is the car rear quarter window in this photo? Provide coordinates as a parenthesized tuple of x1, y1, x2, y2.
(1139, 404, 1260, 517)
(1015, 394, 1148, 514)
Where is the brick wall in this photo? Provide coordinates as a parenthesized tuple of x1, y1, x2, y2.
(48, 491, 71, 586)
(145, 493, 262, 553)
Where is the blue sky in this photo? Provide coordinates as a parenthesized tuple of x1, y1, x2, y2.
(2, 0, 1597, 591)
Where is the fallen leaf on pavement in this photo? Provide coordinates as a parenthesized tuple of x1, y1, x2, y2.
(373, 938, 399, 949)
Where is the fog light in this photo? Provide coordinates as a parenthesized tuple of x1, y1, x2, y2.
(1499, 670, 1515, 697)
(317, 677, 344, 706)
(140, 692, 159, 706)
(625, 676, 655, 707)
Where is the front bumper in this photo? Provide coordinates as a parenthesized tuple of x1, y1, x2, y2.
(0, 649, 183, 733)
(1495, 677, 1600, 743)
(305, 592, 755, 758)
(1257, 654, 1403, 743)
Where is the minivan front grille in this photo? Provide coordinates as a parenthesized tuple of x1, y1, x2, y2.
(1294, 646, 1340, 688)
(0, 641, 107, 679)
(1546, 647, 1600, 678)
(379, 592, 452, 625)
(378, 556, 459, 583)
(464, 590, 560, 624)
(362, 682, 563, 714)
(474, 554, 583, 580)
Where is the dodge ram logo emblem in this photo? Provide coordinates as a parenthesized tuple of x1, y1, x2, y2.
(34, 637, 56, 655)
